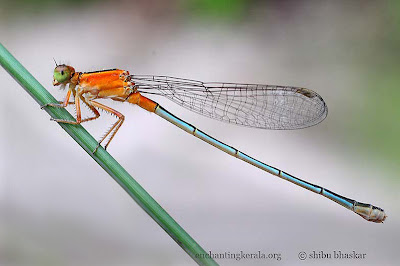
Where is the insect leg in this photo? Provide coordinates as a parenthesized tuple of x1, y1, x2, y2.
(50, 87, 84, 124)
(88, 101, 125, 152)
(41, 89, 74, 109)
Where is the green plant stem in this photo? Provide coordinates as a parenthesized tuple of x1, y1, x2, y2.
(0, 43, 218, 266)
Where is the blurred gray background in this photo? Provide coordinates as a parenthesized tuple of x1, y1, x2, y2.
(1, 0, 399, 265)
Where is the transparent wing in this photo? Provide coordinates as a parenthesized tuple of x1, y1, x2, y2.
(130, 75, 328, 129)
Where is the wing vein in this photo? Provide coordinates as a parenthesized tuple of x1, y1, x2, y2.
(131, 75, 328, 129)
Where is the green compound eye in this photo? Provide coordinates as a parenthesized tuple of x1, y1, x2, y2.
(53, 65, 72, 84)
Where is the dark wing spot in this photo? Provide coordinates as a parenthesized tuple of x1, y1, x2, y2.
(296, 88, 317, 98)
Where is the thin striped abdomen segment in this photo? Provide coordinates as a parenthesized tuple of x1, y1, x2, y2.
(154, 105, 386, 223)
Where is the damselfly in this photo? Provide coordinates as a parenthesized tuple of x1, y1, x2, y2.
(42, 64, 386, 223)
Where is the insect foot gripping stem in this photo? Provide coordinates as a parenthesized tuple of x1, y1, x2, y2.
(92, 143, 101, 154)
(354, 202, 387, 223)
